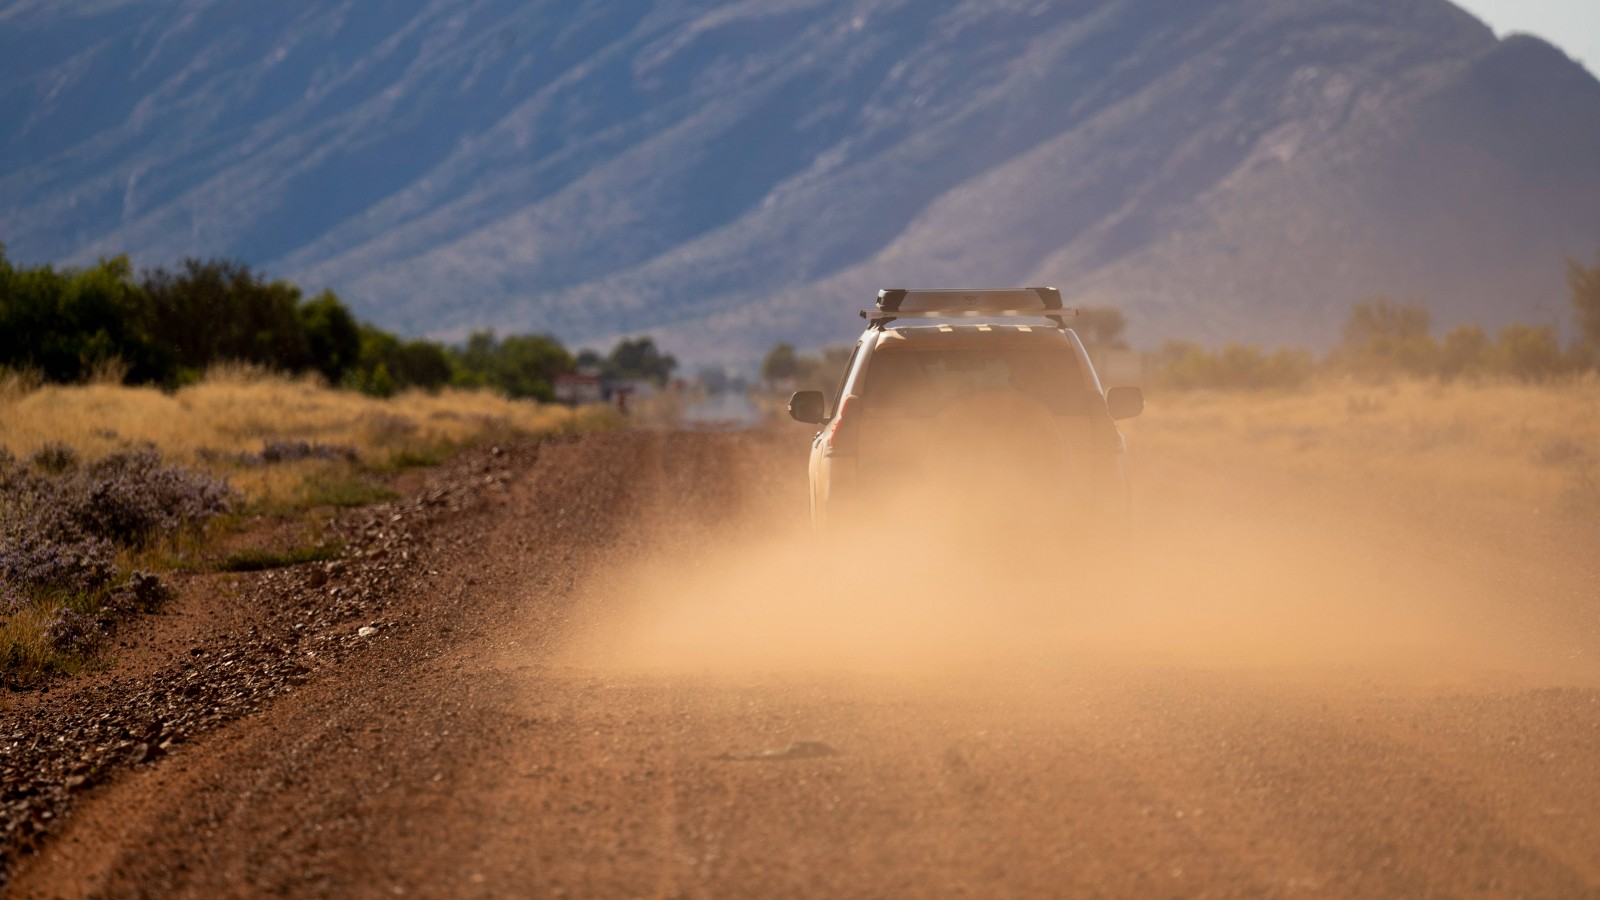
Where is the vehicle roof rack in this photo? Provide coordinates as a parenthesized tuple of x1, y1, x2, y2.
(862, 287, 1077, 328)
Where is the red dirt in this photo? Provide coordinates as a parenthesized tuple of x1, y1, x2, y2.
(6, 429, 1600, 898)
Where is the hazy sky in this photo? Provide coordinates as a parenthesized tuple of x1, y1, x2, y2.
(1456, 0, 1599, 74)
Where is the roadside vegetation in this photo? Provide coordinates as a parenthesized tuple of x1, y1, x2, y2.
(0, 364, 620, 691)
(0, 246, 677, 689)
(1132, 257, 1600, 521)
(0, 248, 678, 400)
(0, 443, 231, 686)
(1153, 251, 1600, 390)
(0, 365, 610, 504)
(1124, 378, 1600, 520)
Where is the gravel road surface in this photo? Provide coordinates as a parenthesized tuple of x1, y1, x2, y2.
(7, 429, 1599, 898)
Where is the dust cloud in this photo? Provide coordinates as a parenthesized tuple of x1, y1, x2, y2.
(482, 427, 1600, 896)
(558, 427, 1598, 689)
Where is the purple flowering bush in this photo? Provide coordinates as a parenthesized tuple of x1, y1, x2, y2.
(43, 606, 98, 654)
(0, 533, 117, 596)
(68, 449, 236, 547)
(0, 445, 235, 686)
(0, 577, 24, 617)
(197, 439, 360, 467)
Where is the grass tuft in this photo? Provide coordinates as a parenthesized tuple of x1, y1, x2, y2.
(218, 542, 344, 572)
(302, 474, 400, 509)
(377, 441, 456, 472)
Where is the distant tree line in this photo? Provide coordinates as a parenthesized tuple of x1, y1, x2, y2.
(759, 251, 1600, 393)
(1161, 250, 1600, 389)
(0, 249, 676, 401)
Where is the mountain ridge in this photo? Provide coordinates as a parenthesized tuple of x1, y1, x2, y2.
(3, 0, 1598, 360)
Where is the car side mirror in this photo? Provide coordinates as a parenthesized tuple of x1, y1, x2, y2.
(1106, 386, 1144, 420)
(788, 390, 826, 425)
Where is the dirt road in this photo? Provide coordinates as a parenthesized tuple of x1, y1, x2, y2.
(10, 429, 1600, 898)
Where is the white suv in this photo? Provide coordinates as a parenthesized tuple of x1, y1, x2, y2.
(787, 288, 1143, 532)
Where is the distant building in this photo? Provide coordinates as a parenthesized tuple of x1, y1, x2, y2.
(553, 372, 603, 405)
(607, 378, 657, 399)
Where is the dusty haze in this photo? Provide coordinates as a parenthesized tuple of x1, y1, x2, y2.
(9, 381, 1599, 897)
(565, 396, 1596, 687)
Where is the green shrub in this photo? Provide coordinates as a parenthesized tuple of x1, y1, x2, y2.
(1438, 325, 1490, 381)
(1158, 341, 1313, 390)
(218, 542, 343, 572)
(300, 474, 400, 509)
(1336, 296, 1438, 377)
(451, 330, 577, 400)
(1494, 324, 1565, 382)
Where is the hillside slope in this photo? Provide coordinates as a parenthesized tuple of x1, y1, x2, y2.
(2, 0, 1598, 356)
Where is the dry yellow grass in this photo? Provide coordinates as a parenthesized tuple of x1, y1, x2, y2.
(1124, 375, 1600, 514)
(0, 365, 618, 504)
(0, 366, 622, 686)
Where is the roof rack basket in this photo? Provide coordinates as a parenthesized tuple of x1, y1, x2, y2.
(862, 287, 1077, 328)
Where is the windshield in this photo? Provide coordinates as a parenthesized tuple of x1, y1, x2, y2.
(861, 346, 1089, 416)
